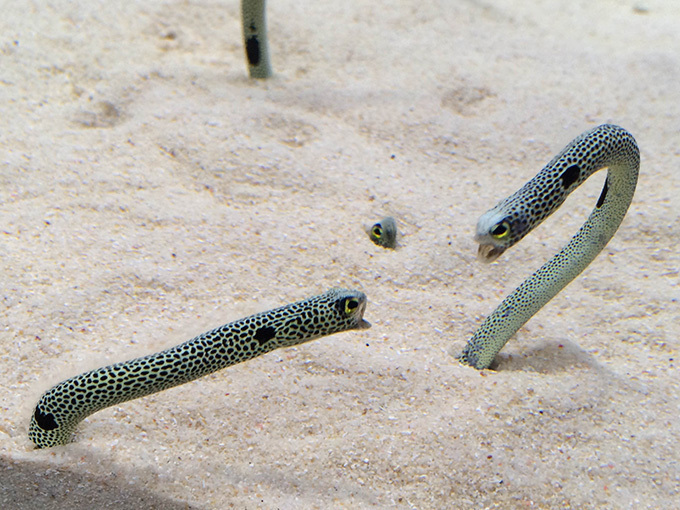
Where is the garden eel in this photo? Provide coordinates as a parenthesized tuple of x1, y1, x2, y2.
(369, 217, 398, 249)
(29, 288, 370, 449)
(241, 0, 272, 78)
(459, 124, 639, 369)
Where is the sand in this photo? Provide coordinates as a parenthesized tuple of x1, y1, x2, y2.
(1, 0, 679, 508)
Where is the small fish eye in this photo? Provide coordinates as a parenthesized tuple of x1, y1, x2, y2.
(491, 221, 510, 239)
(345, 298, 359, 314)
(371, 225, 383, 238)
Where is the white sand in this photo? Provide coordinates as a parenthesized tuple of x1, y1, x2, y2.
(2, 0, 679, 508)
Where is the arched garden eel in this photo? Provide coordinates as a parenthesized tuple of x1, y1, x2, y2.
(460, 124, 639, 369)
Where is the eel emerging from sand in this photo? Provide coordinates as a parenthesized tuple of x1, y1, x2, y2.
(29, 289, 370, 448)
(460, 124, 639, 369)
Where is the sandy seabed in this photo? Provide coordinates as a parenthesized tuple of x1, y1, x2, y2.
(1, 0, 679, 508)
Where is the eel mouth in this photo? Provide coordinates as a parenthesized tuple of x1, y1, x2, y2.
(477, 243, 506, 263)
(357, 301, 371, 329)
(356, 319, 372, 330)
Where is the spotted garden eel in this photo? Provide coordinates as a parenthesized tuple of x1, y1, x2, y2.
(459, 124, 639, 369)
(241, 0, 272, 78)
(29, 288, 370, 448)
(369, 217, 398, 249)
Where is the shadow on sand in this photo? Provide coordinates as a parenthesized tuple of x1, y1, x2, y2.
(0, 454, 200, 510)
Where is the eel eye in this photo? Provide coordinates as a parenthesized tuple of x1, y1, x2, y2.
(344, 298, 359, 314)
(371, 225, 383, 239)
(491, 221, 511, 240)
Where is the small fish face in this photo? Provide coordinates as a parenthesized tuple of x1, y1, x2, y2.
(327, 288, 371, 330)
(368, 216, 398, 249)
(475, 210, 513, 263)
(475, 205, 535, 263)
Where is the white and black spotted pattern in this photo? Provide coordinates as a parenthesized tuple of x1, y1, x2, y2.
(460, 124, 639, 369)
(29, 288, 370, 449)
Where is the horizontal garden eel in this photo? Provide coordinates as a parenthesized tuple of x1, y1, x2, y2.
(460, 124, 639, 369)
(29, 288, 370, 448)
